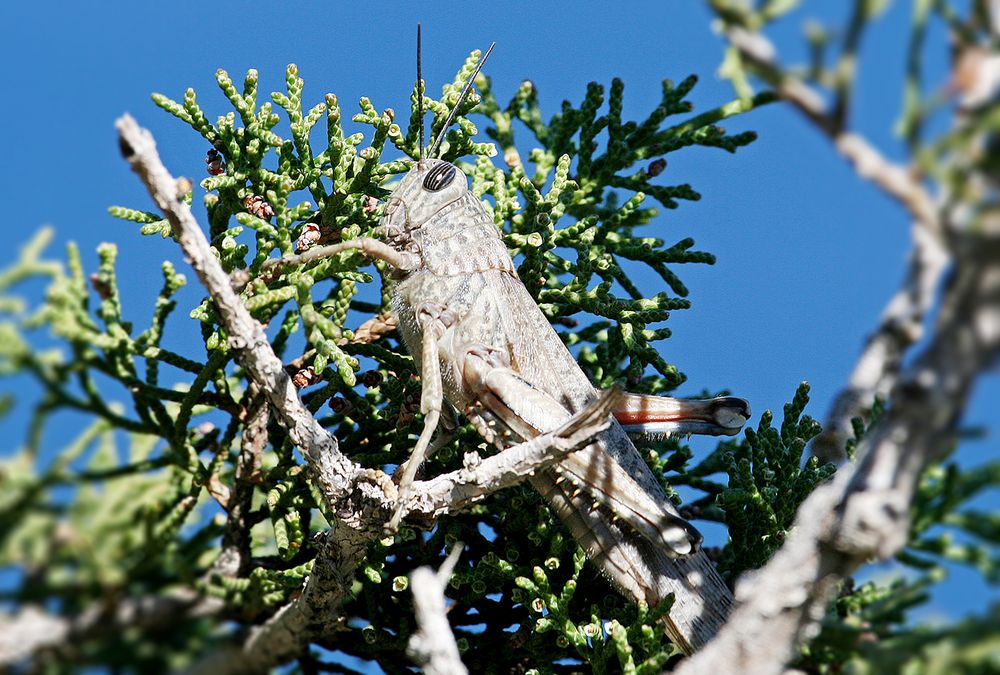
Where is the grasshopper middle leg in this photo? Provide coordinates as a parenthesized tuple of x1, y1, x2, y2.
(387, 303, 455, 531)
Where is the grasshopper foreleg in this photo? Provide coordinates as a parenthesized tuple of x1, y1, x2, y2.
(262, 237, 419, 276)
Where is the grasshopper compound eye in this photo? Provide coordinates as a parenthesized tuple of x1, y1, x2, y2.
(422, 162, 457, 192)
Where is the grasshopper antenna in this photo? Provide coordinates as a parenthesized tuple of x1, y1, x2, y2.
(417, 23, 424, 161)
(427, 41, 495, 159)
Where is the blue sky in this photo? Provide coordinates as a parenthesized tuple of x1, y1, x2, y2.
(1, 0, 996, 625)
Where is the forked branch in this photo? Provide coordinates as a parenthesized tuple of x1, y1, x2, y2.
(116, 113, 624, 673)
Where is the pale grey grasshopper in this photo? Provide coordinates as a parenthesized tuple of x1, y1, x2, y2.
(266, 39, 750, 651)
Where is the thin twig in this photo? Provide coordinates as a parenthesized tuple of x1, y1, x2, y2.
(402, 388, 620, 518)
(724, 26, 940, 236)
(719, 18, 950, 462)
(213, 385, 268, 577)
(407, 544, 468, 675)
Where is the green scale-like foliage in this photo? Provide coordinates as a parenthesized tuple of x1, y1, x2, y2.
(7, 49, 991, 673)
(714, 382, 834, 579)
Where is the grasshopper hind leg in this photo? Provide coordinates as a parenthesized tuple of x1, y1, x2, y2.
(460, 344, 703, 557)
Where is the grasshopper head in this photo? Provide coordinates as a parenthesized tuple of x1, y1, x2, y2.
(380, 37, 493, 248)
(379, 158, 470, 237)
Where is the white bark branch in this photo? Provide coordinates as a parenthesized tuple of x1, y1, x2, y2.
(0, 606, 67, 665)
(118, 113, 383, 674)
(116, 115, 633, 671)
(675, 228, 1000, 674)
(407, 544, 468, 675)
(0, 592, 223, 667)
(402, 389, 620, 519)
(183, 398, 618, 675)
(116, 115, 362, 512)
(812, 222, 949, 462)
(683, 9, 1000, 671)
(187, 533, 373, 675)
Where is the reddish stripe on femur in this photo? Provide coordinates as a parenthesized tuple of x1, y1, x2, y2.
(613, 410, 687, 425)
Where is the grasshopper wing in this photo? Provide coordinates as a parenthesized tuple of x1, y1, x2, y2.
(478, 273, 738, 650)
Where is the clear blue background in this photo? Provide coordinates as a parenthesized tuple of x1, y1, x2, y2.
(1, 0, 995, 628)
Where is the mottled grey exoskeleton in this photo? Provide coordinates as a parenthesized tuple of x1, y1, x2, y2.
(378, 154, 749, 561)
(265, 39, 750, 639)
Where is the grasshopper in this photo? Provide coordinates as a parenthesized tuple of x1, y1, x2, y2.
(266, 36, 750, 651)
